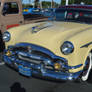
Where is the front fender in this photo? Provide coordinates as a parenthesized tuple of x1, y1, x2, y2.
(68, 46, 92, 73)
(66, 29, 92, 73)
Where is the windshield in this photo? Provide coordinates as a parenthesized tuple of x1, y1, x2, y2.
(54, 8, 92, 24)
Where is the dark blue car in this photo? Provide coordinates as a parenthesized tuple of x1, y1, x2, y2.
(41, 8, 56, 17)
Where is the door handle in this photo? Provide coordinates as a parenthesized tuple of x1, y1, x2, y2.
(19, 21, 23, 24)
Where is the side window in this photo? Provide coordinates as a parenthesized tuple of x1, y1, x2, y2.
(2, 2, 19, 15)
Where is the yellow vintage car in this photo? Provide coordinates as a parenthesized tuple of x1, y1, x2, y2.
(3, 5, 92, 82)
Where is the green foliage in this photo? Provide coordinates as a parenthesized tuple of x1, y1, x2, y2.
(22, 4, 33, 8)
(61, 0, 74, 5)
(69, 0, 74, 4)
(42, 1, 51, 8)
(61, 0, 92, 5)
(61, 0, 66, 5)
(34, 0, 39, 8)
(54, 3, 59, 8)
(42, 1, 59, 8)
(75, 0, 92, 5)
(74, 0, 92, 4)
(22, 1, 59, 8)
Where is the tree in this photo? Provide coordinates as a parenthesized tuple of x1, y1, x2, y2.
(69, 0, 74, 4)
(51, 0, 54, 8)
(61, 0, 92, 5)
(61, 0, 66, 5)
(74, 0, 92, 4)
(22, 4, 33, 8)
(42, 1, 51, 8)
(34, 0, 39, 8)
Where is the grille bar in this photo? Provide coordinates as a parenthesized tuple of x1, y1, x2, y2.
(18, 54, 41, 64)
(17, 51, 52, 65)
(18, 52, 42, 60)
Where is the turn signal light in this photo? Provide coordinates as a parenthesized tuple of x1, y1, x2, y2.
(6, 50, 12, 56)
(54, 63, 61, 70)
(24, 9, 28, 12)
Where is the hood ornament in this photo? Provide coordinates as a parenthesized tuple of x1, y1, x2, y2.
(32, 22, 53, 33)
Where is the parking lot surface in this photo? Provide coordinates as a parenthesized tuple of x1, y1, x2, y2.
(0, 63, 92, 92)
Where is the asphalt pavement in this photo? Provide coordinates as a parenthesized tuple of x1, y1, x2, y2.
(1, 63, 92, 92)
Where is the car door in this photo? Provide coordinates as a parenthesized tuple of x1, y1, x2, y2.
(1, 0, 24, 32)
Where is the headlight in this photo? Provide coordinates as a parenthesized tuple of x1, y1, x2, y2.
(3, 31, 11, 42)
(61, 41, 74, 55)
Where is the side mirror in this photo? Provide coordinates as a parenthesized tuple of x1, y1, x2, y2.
(2, 11, 6, 16)
(2, 3, 10, 16)
(2, 5, 9, 16)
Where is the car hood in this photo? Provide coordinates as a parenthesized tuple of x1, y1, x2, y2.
(7, 21, 92, 57)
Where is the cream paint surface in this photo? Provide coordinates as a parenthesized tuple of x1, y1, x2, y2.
(5, 21, 92, 72)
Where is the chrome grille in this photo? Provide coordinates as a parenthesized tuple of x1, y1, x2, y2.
(12, 46, 52, 66)
(8, 44, 68, 72)
(18, 52, 42, 64)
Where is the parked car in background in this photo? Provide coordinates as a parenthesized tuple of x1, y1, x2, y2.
(23, 8, 42, 15)
(41, 8, 56, 17)
(4, 5, 92, 82)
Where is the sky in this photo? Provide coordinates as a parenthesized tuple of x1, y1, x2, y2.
(22, 0, 61, 4)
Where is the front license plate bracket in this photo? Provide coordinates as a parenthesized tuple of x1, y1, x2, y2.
(18, 65, 31, 77)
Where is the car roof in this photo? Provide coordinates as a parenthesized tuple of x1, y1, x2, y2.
(59, 5, 92, 10)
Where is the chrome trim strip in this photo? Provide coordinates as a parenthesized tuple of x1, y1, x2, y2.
(8, 43, 67, 62)
(7, 43, 83, 69)
(17, 51, 82, 69)
(4, 55, 82, 81)
(80, 42, 92, 48)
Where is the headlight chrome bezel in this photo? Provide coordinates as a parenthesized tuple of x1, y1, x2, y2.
(3, 31, 11, 42)
(61, 41, 74, 55)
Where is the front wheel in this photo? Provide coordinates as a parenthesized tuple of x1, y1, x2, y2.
(81, 53, 92, 82)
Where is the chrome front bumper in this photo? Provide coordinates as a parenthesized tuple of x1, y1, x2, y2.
(4, 43, 83, 81)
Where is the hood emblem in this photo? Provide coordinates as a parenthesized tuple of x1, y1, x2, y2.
(32, 22, 53, 33)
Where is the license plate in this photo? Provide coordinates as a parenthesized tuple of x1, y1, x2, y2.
(18, 65, 31, 77)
